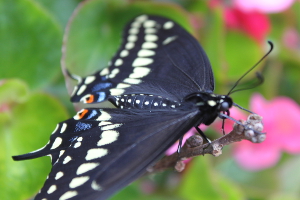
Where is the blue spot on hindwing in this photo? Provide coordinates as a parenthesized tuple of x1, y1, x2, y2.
(69, 136, 78, 142)
(92, 82, 112, 92)
(86, 110, 98, 119)
(97, 92, 106, 102)
(100, 76, 108, 81)
(75, 122, 93, 132)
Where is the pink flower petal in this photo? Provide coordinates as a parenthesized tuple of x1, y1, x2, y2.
(208, 0, 222, 9)
(234, 0, 295, 13)
(233, 139, 281, 171)
(224, 8, 239, 29)
(233, 94, 282, 170)
(250, 93, 271, 122)
(234, 93, 300, 171)
(251, 94, 300, 153)
(282, 28, 300, 50)
(224, 8, 270, 43)
(268, 98, 300, 153)
(240, 11, 270, 43)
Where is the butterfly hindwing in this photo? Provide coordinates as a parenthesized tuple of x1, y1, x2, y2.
(29, 107, 201, 200)
(12, 109, 103, 165)
(70, 15, 214, 104)
(12, 14, 223, 200)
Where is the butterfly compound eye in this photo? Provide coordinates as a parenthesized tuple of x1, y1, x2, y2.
(219, 102, 230, 111)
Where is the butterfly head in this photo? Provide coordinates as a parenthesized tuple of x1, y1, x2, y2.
(198, 94, 232, 112)
(217, 95, 233, 112)
(186, 93, 232, 110)
(185, 93, 233, 125)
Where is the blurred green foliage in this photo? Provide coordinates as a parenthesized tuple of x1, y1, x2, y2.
(0, 0, 300, 199)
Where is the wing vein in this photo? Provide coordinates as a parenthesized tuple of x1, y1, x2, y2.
(165, 51, 202, 91)
(95, 110, 199, 176)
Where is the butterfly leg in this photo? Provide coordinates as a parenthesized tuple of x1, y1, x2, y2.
(194, 126, 211, 143)
(177, 136, 183, 154)
(220, 110, 230, 135)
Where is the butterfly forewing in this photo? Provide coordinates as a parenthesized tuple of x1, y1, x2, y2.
(33, 108, 201, 200)
(12, 14, 221, 200)
(71, 15, 214, 104)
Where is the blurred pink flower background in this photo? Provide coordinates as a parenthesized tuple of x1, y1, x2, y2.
(233, 0, 295, 13)
(169, 0, 300, 168)
(210, 0, 296, 43)
(206, 0, 300, 171)
(222, 94, 300, 171)
(167, 93, 300, 171)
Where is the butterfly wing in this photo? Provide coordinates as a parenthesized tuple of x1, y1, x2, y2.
(14, 107, 202, 200)
(12, 14, 216, 200)
(70, 15, 214, 104)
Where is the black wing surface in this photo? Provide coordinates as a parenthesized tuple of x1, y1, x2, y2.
(70, 15, 214, 104)
(13, 107, 202, 200)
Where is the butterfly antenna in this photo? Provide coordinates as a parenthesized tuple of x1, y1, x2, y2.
(227, 41, 274, 95)
(229, 72, 264, 94)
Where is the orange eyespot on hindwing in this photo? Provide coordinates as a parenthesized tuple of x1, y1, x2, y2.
(74, 109, 89, 120)
(80, 94, 95, 104)
(85, 94, 94, 103)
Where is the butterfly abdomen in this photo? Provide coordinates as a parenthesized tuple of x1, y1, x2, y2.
(109, 94, 181, 109)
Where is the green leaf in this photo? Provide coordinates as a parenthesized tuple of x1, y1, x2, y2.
(178, 156, 244, 200)
(202, 6, 226, 93)
(269, 193, 300, 200)
(0, 80, 69, 200)
(63, 0, 192, 77)
(0, 79, 29, 104)
(109, 181, 143, 200)
(33, 0, 80, 28)
(110, 177, 184, 200)
(217, 174, 244, 200)
(178, 157, 222, 200)
(217, 158, 279, 199)
(279, 155, 300, 195)
(0, 0, 62, 89)
(224, 31, 262, 81)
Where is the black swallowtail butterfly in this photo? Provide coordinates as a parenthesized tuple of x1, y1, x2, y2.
(13, 15, 257, 200)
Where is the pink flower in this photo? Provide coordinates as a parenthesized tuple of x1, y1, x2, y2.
(209, 0, 271, 43)
(234, 138, 281, 171)
(224, 7, 270, 43)
(233, 93, 300, 171)
(282, 28, 300, 50)
(251, 94, 300, 153)
(233, 0, 295, 13)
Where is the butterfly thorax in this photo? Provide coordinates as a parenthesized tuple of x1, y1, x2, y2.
(184, 92, 233, 125)
(109, 94, 181, 109)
